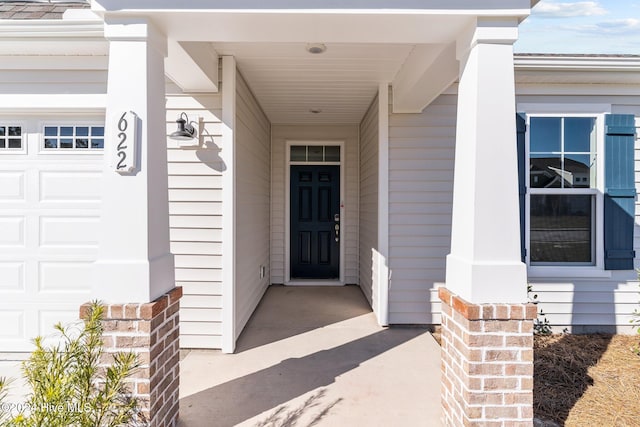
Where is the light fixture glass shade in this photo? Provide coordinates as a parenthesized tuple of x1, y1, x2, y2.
(169, 113, 197, 141)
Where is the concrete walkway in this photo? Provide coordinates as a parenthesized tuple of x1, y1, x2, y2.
(178, 285, 442, 427)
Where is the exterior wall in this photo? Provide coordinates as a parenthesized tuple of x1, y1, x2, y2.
(271, 124, 359, 285)
(359, 95, 379, 305)
(387, 91, 456, 324)
(234, 71, 271, 338)
(166, 84, 225, 349)
(517, 91, 640, 333)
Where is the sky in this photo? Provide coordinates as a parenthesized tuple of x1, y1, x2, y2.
(514, 0, 640, 54)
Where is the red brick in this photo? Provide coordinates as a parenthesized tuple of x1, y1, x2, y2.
(168, 286, 183, 304)
(506, 335, 533, 347)
(504, 392, 532, 405)
(494, 304, 509, 320)
(438, 286, 453, 305)
(124, 304, 139, 319)
(482, 305, 495, 320)
(79, 303, 92, 319)
(467, 334, 504, 348)
(510, 305, 524, 320)
(525, 303, 538, 320)
(110, 304, 124, 319)
(484, 405, 518, 419)
(520, 349, 534, 362)
(467, 362, 504, 376)
(484, 349, 518, 362)
(505, 363, 533, 376)
(484, 377, 519, 391)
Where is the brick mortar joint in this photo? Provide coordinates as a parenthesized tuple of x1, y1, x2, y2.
(438, 286, 536, 321)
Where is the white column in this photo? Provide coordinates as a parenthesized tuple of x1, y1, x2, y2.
(446, 19, 526, 304)
(92, 19, 175, 303)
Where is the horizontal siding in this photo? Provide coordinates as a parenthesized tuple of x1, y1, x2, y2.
(235, 70, 271, 339)
(167, 90, 224, 349)
(271, 124, 360, 284)
(359, 94, 378, 306)
(387, 92, 456, 324)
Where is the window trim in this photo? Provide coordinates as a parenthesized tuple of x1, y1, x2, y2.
(522, 110, 608, 276)
(38, 120, 105, 154)
(0, 121, 27, 154)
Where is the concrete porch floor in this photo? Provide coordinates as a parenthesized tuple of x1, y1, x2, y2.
(178, 285, 443, 426)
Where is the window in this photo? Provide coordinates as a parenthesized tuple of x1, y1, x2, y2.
(290, 145, 340, 162)
(527, 116, 599, 266)
(0, 125, 23, 150)
(43, 125, 104, 150)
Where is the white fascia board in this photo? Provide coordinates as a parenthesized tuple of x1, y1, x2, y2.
(0, 94, 106, 111)
(0, 20, 104, 38)
(392, 42, 458, 113)
(92, 0, 531, 14)
(165, 41, 219, 93)
(0, 55, 108, 70)
(514, 55, 640, 71)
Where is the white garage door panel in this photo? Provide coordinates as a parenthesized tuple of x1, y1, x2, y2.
(0, 311, 25, 339)
(0, 217, 25, 246)
(39, 171, 101, 202)
(38, 261, 93, 293)
(0, 172, 25, 200)
(0, 118, 104, 352)
(39, 217, 99, 247)
(0, 262, 25, 291)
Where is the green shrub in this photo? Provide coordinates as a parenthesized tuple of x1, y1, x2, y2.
(0, 302, 142, 427)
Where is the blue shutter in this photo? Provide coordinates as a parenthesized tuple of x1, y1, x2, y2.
(516, 113, 526, 262)
(604, 114, 636, 270)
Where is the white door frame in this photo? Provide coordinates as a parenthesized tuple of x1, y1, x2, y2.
(284, 140, 345, 286)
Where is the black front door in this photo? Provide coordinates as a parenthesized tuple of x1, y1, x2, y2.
(290, 165, 340, 279)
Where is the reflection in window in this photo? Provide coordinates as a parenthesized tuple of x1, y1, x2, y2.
(530, 117, 596, 189)
(530, 195, 594, 264)
(43, 125, 104, 150)
(0, 126, 22, 150)
(290, 145, 341, 162)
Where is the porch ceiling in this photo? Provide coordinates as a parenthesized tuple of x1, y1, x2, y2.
(211, 42, 417, 124)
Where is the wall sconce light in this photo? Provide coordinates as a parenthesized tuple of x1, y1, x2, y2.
(169, 112, 197, 141)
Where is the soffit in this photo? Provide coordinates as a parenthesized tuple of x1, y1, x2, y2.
(213, 42, 419, 124)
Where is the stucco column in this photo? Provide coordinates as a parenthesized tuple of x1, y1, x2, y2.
(93, 19, 175, 303)
(446, 19, 527, 304)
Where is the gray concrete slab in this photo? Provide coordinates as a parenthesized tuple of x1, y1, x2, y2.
(179, 285, 443, 427)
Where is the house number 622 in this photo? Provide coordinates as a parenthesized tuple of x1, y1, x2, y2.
(112, 111, 138, 174)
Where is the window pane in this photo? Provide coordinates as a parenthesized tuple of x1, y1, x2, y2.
(530, 117, 561, 153)
(8, 139, 21, 149)
(91, 139, 104, 149)
(0, 140, 5, 148)
(564, 117, 595, 153)
(308, 145, 323, 161)
(76, 127, 89, 137)
(44, 138, 58, 149)
(44, 127, 57, 137)
(565, 154, 594, 188)
(530, 194, 593, 263)
(60, 139, 73, 148)
(325, 146, 340, 162)
(91, 127, 104, 137)
(60, 127, 73, 137)
(290, 145, 306, 161)
(8, 126, 20, 136)
(530, 154, 562, 188)
(0, 127, 5, 136)
(76, 138, 89, 149)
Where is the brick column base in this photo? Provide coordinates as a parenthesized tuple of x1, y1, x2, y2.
(80, 286, 182, 427)
(439, 287, 536, 427)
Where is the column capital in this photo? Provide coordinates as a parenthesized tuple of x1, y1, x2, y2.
(456, 17, 519, 61)
(104, 18, 167, 57)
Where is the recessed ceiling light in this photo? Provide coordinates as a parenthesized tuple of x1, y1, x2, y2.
(306, 43, 327, 54)
(309, 108, 322, 114)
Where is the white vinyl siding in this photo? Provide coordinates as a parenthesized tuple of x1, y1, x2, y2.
(234, 71, 271, 339)
(387, 92, 456, 324)
(517, 90, 640, 333)
(271, 125, 359, 285)
(166, 91, 225, 349)
(359, 95, 378, 305)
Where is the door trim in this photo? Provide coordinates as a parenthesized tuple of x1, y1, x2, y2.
(285, 140, 345, 286)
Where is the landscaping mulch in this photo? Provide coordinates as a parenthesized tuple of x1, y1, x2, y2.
(534, 334, 640, 427)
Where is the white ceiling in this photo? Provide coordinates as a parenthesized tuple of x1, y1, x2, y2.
(212, 42, 417, 124)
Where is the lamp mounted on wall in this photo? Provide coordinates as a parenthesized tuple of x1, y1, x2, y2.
(169, 112, 197, 141)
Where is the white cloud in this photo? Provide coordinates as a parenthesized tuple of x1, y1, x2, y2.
(533, 1, 607, 18)
(569, 18, 640, 35)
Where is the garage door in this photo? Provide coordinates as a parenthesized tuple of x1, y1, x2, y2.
(0, 117, 104, 352)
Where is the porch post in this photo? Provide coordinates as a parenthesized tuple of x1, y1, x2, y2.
(440, 19, 534, 427)
(88, 19, 180, 427)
